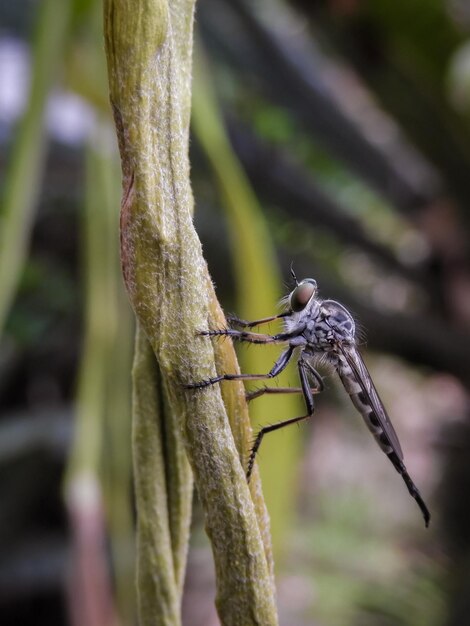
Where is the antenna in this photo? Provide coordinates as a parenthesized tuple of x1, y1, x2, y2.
(290, 262, 299, 286)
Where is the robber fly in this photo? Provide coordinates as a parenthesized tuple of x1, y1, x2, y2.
(186, 271, 430, 527)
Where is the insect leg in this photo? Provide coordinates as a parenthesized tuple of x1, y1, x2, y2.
(227, 312, 289, 329)
(247, 359, 315, 480)
(185, 346, 294, 390)
(303, 361, 325, 392)
(246, 363, 323, 401)
(246, 386, 321, 402)
(199, 327, 300, 344)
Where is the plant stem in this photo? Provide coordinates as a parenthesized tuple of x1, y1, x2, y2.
(103, 0, 278, 623)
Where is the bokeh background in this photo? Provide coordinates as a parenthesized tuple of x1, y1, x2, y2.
(1, 0, 470, 625)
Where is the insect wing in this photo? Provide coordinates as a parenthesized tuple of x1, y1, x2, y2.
(339, 344, 404, 460)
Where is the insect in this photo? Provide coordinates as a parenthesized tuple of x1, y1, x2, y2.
(186, 271, 430, 527)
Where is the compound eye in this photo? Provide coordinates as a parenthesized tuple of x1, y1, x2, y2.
(290, 280, 316, 312)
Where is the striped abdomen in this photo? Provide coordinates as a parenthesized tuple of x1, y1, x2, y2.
(336, 354, 430, 527)
(337, 363, 394, 456)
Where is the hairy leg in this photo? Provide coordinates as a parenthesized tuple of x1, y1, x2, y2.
(246, 358, 316, 480)
(227, 312, 289, 329)
(185, 346, 294, 390)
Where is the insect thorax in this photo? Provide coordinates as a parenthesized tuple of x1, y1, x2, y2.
(304, 299, 356, 349)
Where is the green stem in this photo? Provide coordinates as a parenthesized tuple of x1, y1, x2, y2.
(103, 0, 278, 623)
(132, 328, 187, 626)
